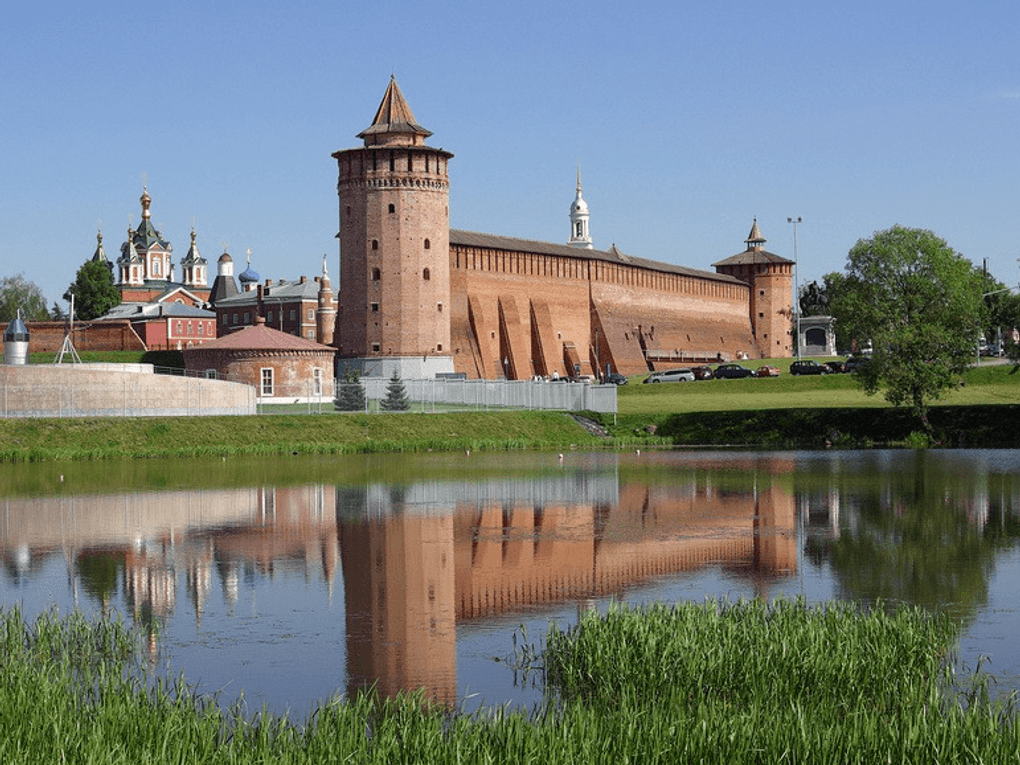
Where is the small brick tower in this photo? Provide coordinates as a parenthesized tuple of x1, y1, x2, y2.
(712, 219, 794, 358)
(332, 77, 455, 378)
(316, 254, 335, 346)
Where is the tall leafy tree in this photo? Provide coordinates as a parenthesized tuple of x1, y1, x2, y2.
(65, 259, 120, 320)
(0, 273, 50, 322)
(830, 226, 984, 432)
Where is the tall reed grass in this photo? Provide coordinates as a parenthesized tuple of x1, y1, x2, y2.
(4, 601, 1020, 763)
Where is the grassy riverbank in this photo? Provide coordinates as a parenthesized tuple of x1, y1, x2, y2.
(1, 359, 1017, 461)
(604, 361, 1020, 448)
(0, 411, 603, 463)
(4, 600, 1018, 763)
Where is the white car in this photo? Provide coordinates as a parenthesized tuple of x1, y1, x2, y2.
(643, 368, 695, 384)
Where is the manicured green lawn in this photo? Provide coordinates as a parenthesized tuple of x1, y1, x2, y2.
(618, 358, 1019, 415)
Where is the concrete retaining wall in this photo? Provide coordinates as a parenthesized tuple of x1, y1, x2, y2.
(0, 364, 256, 418)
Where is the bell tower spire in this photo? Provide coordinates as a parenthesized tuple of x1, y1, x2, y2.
(568, 166, 592, 249)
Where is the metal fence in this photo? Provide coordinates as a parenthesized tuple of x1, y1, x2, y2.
(329, 377, 617, 415)
(1, 367, 616, 419)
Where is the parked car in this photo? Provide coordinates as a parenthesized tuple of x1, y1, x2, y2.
(980, 343, 1001, 357)
(714, 363, 754, 379)
(822, 360, 846, 374)
(643, 368, 696, 383)
(605, 372, 628, 385)
(691, 365, 714, 380)
(755, 365, 781, 378)
(790, 359, 830, 376)
(843, 356, 870, 373)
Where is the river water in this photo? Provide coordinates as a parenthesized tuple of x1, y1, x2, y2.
(2, 449, 1018, 719)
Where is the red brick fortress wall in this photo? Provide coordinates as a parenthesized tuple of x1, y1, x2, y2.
(0, 321, 146, 355)
(447, 243, 757, 380)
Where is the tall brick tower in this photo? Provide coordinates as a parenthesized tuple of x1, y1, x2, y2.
(712, 220, 794, 358)
(332, 77, 455, 378)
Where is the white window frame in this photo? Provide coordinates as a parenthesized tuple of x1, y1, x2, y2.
(260, 367, 274, 397)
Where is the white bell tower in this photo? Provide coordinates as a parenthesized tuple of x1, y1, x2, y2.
(568, 166, 592, 249)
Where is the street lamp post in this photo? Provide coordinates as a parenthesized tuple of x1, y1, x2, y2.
(787, 216, 802, 360)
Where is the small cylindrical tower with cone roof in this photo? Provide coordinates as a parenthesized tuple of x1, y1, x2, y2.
(3, 311, 30, 366)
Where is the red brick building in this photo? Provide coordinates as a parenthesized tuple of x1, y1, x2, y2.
(212, 256, 336, 347)
(182, 317, 335, 402)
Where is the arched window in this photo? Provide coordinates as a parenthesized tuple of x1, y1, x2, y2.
(423, 268, 431, 281)
(371, 240, 378, 250)
(424, 238, 430, 250)
(388, 204, 395, 214)
(372, 267, 380, 281)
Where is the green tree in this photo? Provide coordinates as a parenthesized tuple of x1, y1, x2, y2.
(822, 270, 859, 354)
(65, 259, 120, 320)
(0, 273, 50, 322)
(379, 371, 410, 411)
(335, 369, 367, 411)
(830, 226, 984, 432)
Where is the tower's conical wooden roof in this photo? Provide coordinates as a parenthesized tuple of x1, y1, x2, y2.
(358, 76, 432, 144)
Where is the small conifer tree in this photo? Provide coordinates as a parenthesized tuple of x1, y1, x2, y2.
(380, 370, 410, 411)
(334, 369, 366, 412)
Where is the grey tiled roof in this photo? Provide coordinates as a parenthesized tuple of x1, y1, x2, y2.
(215, 278, 319, 307)
(97, 302, 214, 321)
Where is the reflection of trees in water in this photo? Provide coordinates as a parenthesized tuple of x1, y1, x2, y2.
(820, 456, 1018, 626)
(76, 550, 124, 610)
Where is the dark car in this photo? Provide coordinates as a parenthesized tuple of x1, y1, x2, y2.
(790, 359, 830, 376)
(822, 360, 846, 374)
(691, 365, 714, 380)
(605, 372, 628, 385)
(843, 356, 870, 373)
(714, 363, 754, 379)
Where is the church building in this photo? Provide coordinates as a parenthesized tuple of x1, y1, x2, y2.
(112, 188, 210, 305)
(332, 78, 793, 380)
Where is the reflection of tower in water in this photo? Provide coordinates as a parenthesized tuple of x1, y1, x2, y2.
(338, 492, 457, 706)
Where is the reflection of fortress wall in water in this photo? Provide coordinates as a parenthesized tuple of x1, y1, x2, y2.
(454, 480, 797, 619)
(336, 469, 797, 703)
(3, 468, 796, 707)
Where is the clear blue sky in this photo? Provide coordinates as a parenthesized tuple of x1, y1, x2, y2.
(3, 0, 1018, 310)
